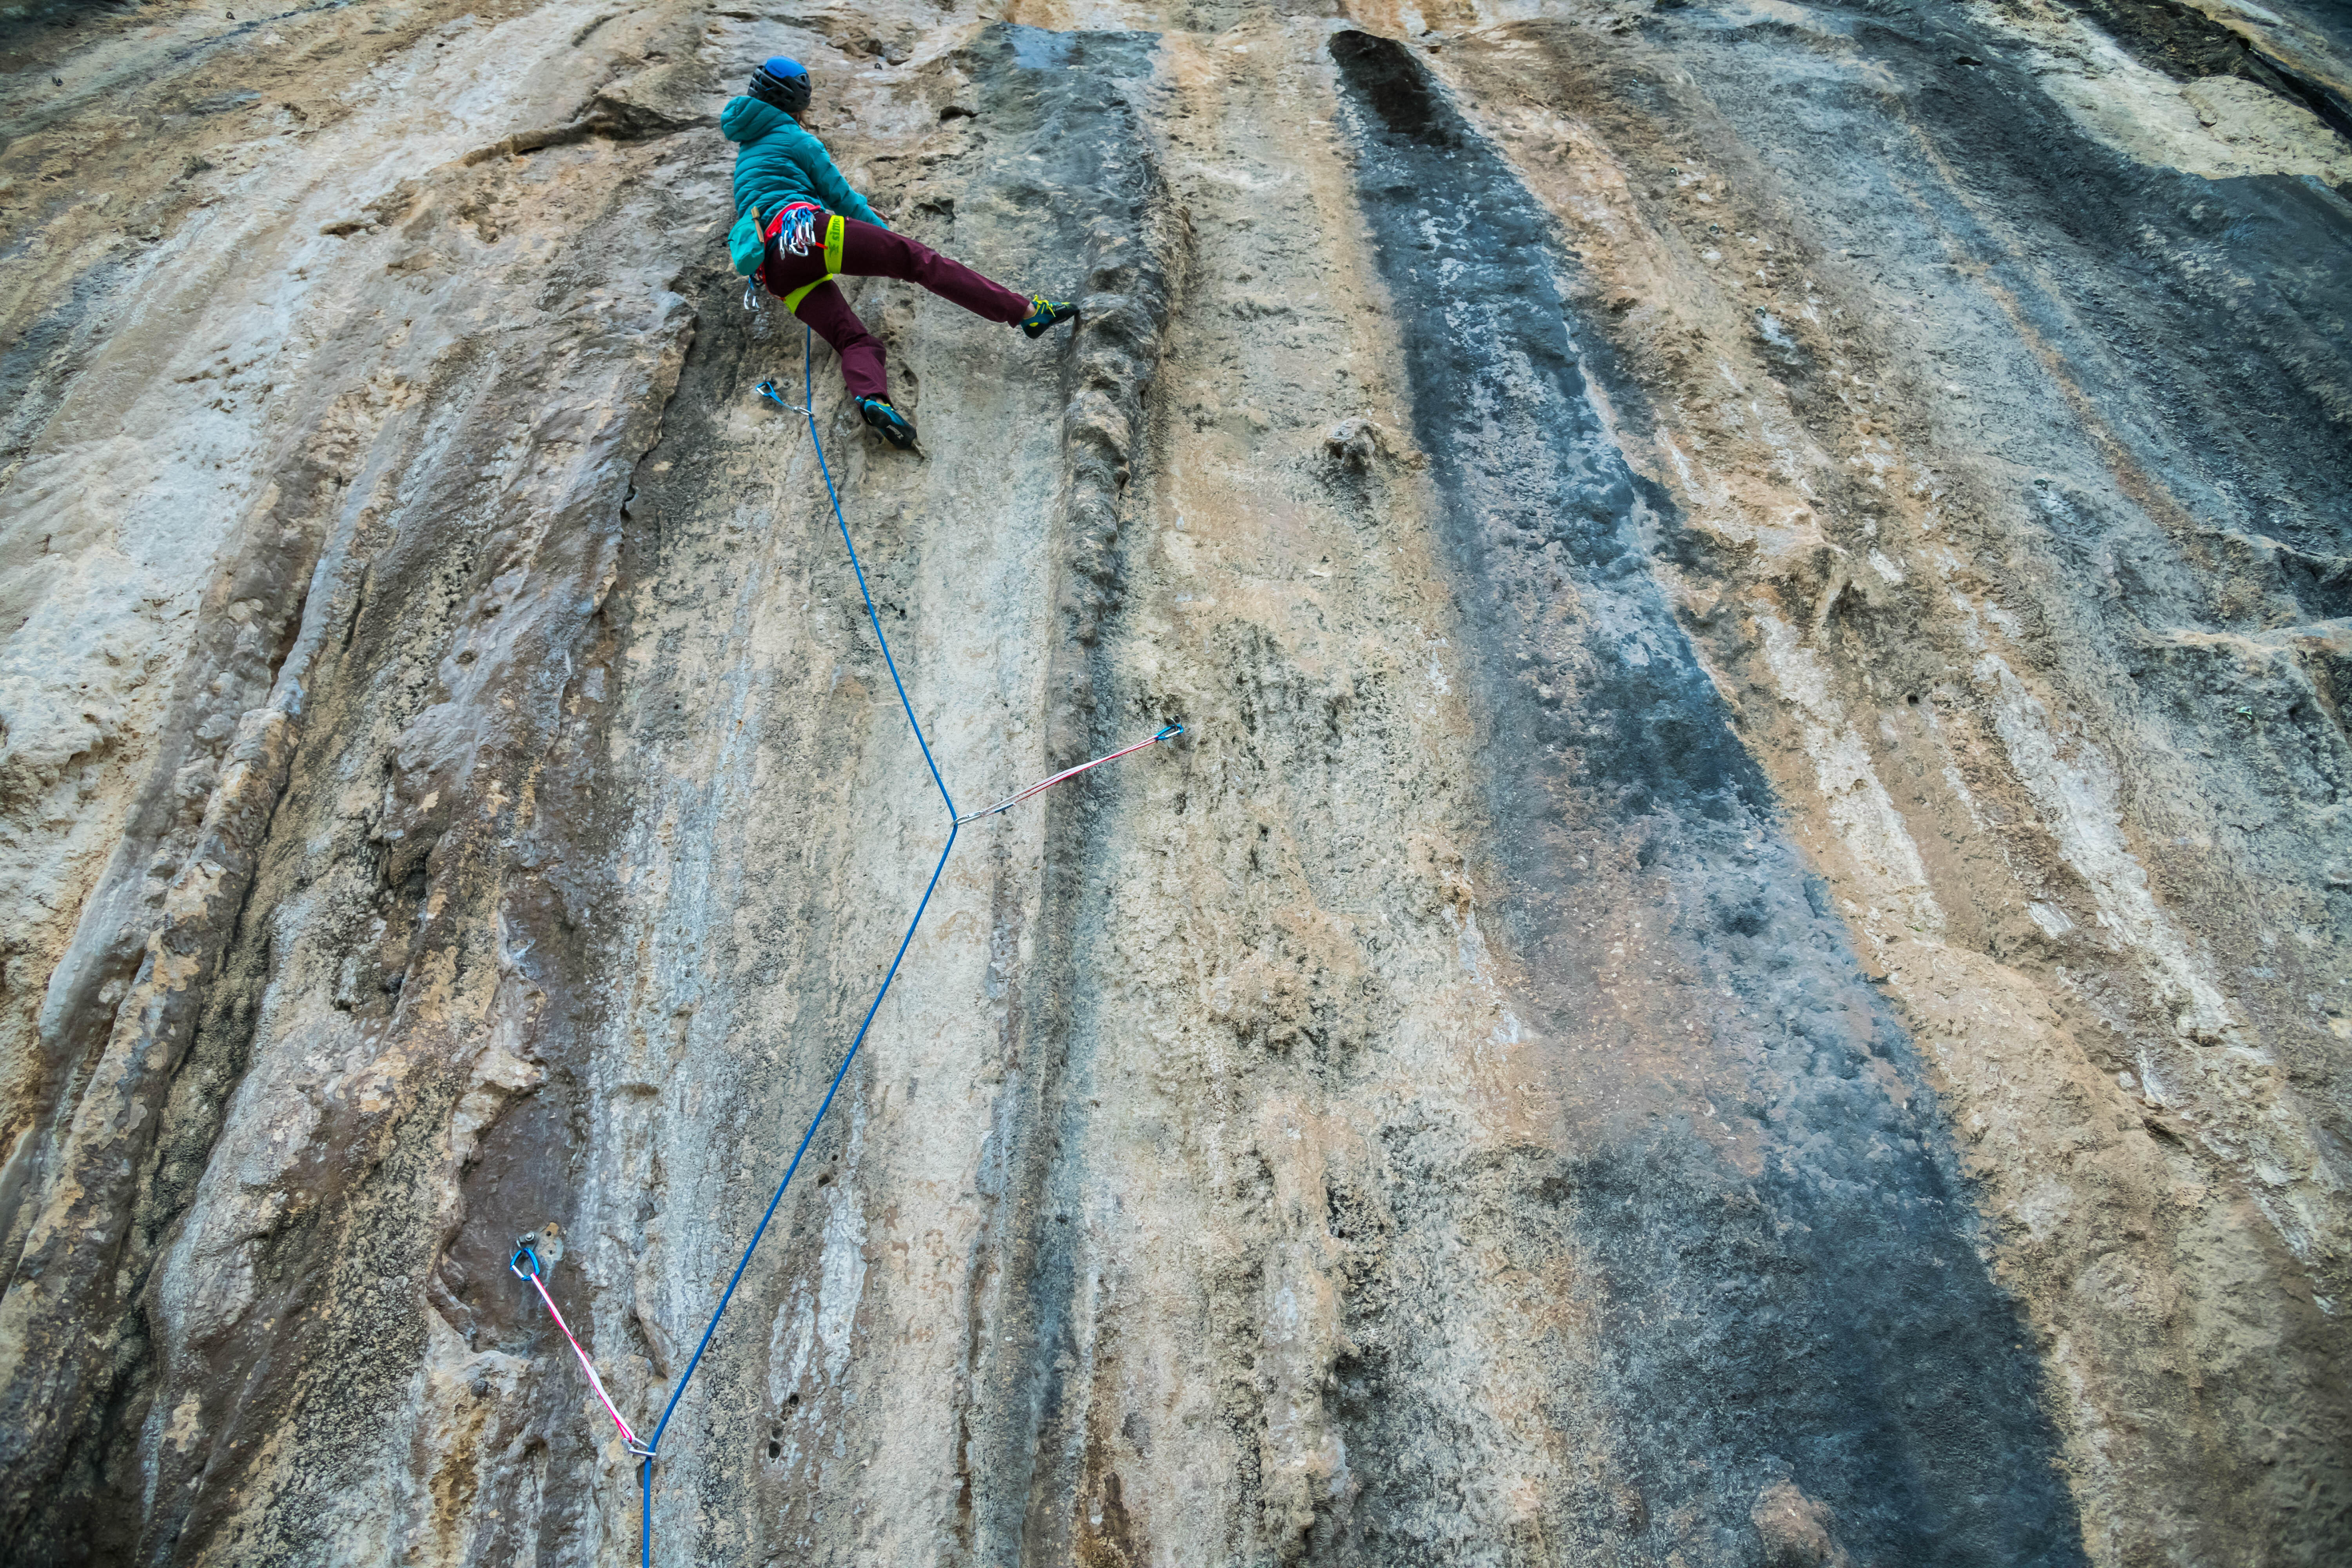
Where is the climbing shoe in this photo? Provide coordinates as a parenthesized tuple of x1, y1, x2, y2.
(1019, 295, 1078, 339)
(858, 396, 918, 450)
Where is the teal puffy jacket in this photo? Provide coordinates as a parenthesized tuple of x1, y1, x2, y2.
(719, 96, 887, 229)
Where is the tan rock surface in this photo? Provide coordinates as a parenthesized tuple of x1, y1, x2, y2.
(2, 1, 2345, 1564)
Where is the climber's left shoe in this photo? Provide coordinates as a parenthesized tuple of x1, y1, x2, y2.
(858, 396, 918, 450)
(1019, 295, 1078, 339)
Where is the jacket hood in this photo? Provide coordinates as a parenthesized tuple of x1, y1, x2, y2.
(720, 95, 790, 144)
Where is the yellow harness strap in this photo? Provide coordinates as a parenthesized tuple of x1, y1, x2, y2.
(780, 215, 848, 313)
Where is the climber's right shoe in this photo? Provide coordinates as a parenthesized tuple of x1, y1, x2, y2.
(858, 396, 918, 450)
(1019, 295, 1078, 338)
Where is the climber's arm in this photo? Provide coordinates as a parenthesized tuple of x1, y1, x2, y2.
(793, 134, 886, 229)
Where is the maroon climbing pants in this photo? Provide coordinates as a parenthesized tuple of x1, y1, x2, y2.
(761, 215, 1031, 401)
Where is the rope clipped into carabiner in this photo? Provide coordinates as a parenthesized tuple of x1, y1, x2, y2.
(751, 376, 1183, 827)
(512, 1239, 655, 1458)
(753, 378, 809, 416)
(955, 722, 1185, 825)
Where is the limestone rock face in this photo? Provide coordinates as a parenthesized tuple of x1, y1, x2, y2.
(3, 2, 2348, 1564)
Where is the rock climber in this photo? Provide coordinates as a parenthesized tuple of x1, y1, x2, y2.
(722, 55, 1078, 450)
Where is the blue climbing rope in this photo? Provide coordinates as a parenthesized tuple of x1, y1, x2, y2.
(607, 324, 1185, 1563)
(636, 327, 959, 1566)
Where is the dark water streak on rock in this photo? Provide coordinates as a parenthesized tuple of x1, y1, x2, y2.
(1330, 29, 2085, 1566)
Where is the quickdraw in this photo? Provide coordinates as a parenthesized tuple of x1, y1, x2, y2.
(955, 721, 1186, 825)
(773, 201, 820, 258)
(510, 1239, 655, 1459)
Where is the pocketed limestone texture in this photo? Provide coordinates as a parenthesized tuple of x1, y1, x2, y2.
(1, 2, 2345, 1564)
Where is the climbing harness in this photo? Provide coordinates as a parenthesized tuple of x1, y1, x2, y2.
(505, 323, 1181, 1566)
(738, 203, 836, 316)
(773, 210, 847, 314)
(511, 1240, 654, 1459)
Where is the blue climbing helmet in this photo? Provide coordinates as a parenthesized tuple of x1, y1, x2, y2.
(749, 55, 811, 117)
